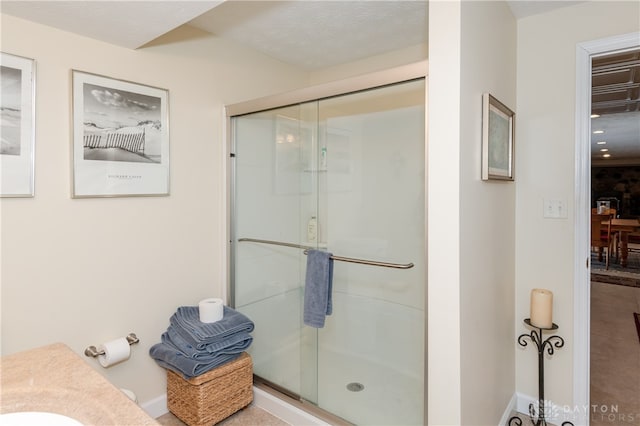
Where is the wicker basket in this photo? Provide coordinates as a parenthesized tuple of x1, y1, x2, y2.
(167, 352, 253, 426)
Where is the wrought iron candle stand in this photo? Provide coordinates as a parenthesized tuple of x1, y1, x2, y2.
(508, 319, 573, 426)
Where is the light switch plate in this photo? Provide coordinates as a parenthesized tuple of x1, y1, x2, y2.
(544, 199, 567, 218)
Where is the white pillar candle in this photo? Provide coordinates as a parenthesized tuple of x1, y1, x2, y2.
(530, 288, 553, 328)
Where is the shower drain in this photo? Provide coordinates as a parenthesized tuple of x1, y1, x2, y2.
(346, 382, 365, 392)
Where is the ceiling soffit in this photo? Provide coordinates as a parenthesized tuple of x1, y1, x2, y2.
(0, 1, 223, 49)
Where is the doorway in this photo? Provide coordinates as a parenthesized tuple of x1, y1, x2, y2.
(589, 48, 640, 426)
(575, 32, 640, 426)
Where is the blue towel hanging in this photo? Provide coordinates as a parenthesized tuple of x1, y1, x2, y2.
(304, 249, 334, 328)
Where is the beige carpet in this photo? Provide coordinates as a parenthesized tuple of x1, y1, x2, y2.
(591, 281, 640, 426)
(591, 252, 640, 288)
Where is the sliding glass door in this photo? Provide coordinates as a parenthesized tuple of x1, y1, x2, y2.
(231, 78, 425, 424)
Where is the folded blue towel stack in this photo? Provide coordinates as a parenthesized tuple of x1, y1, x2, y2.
(149, 305, 254, 378)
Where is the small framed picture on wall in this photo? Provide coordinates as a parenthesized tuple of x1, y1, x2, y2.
(482, 93, 515, 181)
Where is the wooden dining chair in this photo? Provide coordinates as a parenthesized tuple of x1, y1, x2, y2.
(592, 207, 621, 258)
(591, 213, 614, 269)
(626, 218, 640, 255)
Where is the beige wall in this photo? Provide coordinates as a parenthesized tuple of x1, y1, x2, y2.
(428, 1, 518, 423)
(459, 1, 517, 424)
(431, 2, 639, 421)
(0, 14, 309, 403)
(516, 0, 640, 410)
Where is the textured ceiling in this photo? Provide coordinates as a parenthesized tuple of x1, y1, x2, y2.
(0, 0, 580, 68)
(188, 0, 427, 70)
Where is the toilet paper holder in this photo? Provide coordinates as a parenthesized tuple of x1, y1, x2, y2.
(84, 333, 139, 358)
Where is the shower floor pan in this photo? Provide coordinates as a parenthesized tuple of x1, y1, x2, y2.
(255, 348, 423, 426)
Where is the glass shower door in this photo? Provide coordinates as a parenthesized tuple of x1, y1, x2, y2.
(232, 102, 320, 401)
(314, 79, 425, 425)
(231, 78, 425, 425)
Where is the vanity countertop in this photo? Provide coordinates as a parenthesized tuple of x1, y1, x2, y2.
(0, 342, 158, 425)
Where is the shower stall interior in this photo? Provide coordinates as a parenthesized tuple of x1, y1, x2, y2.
(228, 72, 426, 425)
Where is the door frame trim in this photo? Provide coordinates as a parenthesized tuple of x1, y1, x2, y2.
(573, 31, 639, 425)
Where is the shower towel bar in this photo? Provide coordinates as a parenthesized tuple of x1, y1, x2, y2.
(237, 238, 414, 269)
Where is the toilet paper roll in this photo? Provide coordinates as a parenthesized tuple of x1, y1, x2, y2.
(98, 337, 131, 368)
(199, 298, 224, 323)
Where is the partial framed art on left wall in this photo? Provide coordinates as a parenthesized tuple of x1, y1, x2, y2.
(1, 52, 36, 197)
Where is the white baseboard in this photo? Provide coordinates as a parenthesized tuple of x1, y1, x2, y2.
(140, 394, 168, 419)
(252, 387, 330, 426)
(511, 392, 575, 425)
(499, 393, 518, 425)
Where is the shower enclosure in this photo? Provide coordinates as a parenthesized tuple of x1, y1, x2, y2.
(228, 67, 426, 425)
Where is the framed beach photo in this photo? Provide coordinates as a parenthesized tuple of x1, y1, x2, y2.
(1, 52, 36, 197)
(481, 93, 515, 181)
(71, 70, 169, 197)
